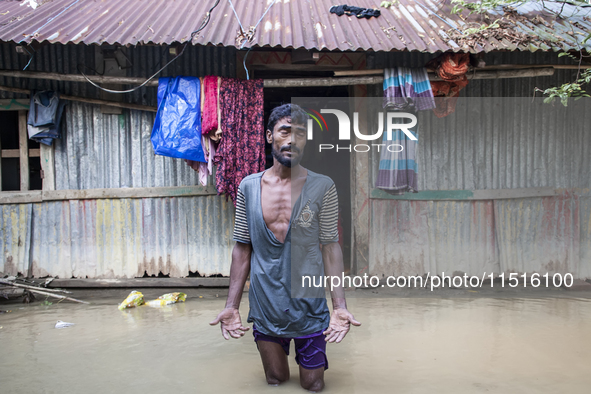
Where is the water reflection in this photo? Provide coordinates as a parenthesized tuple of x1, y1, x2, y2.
(1, 294, 590, 393)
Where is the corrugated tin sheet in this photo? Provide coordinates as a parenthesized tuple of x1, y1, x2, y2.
(1, 196, 235, 278)
(494, 193, 591, 279)
(370, 193, 591, 279)
(55, 102, 209, 189)
(367, 97, 591, 279)
(368, 97, 591, 191)
(0, 42, 236, 106)
(0, 42, 99, 99)
(370, 200, 499, 277)
(0, 204, 32, 276)
(579, 195, 591, 279)
(414, 98, 591, 190)
(0, 0, 589, 52)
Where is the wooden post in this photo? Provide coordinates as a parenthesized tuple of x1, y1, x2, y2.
(0, 85, 157, 112)
(40, 143, 55, 190)
(349, 88, 371, 276)
(0, 280, 89, 304)
(0, 68, 556, 90)
(18, 110, 29, 191)
(0, 70, 159, 87)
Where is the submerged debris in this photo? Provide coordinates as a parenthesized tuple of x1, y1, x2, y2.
(118, 290, 145, 311)
(145, 292, 187, 307)
(55, 320, 75, 329)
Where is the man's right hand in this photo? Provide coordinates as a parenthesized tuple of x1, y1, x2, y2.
(209, 308, 250, 340)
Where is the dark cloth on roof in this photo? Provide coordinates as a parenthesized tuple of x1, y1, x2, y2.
(329, 5, 380, 19)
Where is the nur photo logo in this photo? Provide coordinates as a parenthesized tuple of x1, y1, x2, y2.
(304, 108, 418, 153)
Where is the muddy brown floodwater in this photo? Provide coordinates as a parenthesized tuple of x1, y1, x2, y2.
(1, 288, 591, 393)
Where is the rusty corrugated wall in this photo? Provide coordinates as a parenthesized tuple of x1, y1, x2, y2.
(0, 44, 238, 278)
(371, 200, 498, 277)
(0, 204, 32, 276)
(365, 68, 591, 279)
(55, 102, 207, 189)
(1, 196, 235, 278)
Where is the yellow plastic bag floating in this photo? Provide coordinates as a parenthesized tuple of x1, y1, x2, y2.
(145, 292, 187, 307)
(118, 290, 145, 311)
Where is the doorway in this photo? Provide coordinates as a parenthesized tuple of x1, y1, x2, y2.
(264, 83, 352, 273)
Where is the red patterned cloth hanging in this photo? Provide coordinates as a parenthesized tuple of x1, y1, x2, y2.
(427, 53, 470, 118)
(213, 78, 266, 206)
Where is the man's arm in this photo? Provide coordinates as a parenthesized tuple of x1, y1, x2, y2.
(322, 242, 361, 343)
(317, 183, 361, 342)
(225, 241, 252, 309)
(209, 241, 252, 339)
(322, 242, 347, 308)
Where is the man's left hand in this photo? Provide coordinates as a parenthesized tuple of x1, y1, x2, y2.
(323, 308, 361, 343)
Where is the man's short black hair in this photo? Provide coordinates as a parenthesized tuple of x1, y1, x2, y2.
(267, 104, 308, 133)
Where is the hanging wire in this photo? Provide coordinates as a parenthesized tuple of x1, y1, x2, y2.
(228, 0, 278, 79)
(22, 0, 83, 70)
(30, 0, 82, 37)
(252, 0, 278, 36)
(228, 0, 246, 36)
(79, 0, 221, 94)
(243, 47, 253, 80)
(22, 45, 36, 71)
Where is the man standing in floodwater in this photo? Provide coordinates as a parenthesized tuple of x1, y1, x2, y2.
(211, 103, 360, 392)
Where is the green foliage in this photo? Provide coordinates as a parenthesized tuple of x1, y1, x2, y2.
(558, 52, 579, 60)
(451, 0, 526, 15)
(540, 69, 591, 106)
(461, 19, 501, 36)
(380, 1, 398, 8)
(451, 0, 591, 106)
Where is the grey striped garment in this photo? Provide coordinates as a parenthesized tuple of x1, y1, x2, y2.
(233, 174, 339, 245)
(234, 190, 250, 243)
(318, 184, 339, 244)
(230, 170, 339, 337)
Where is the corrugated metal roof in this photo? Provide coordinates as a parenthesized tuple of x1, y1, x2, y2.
(0, 0, 589, 53)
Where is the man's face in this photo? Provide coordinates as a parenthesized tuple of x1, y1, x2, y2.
(267, 116, 307, 168)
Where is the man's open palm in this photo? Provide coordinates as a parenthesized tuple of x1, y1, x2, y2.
(323, 308, 361, 343)
(210, 308, 250, 340)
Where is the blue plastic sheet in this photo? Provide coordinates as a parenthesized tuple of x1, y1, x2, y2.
(151, 77, 205, 162)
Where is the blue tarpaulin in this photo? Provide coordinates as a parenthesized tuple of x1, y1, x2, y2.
(151, 76, 205, 163)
